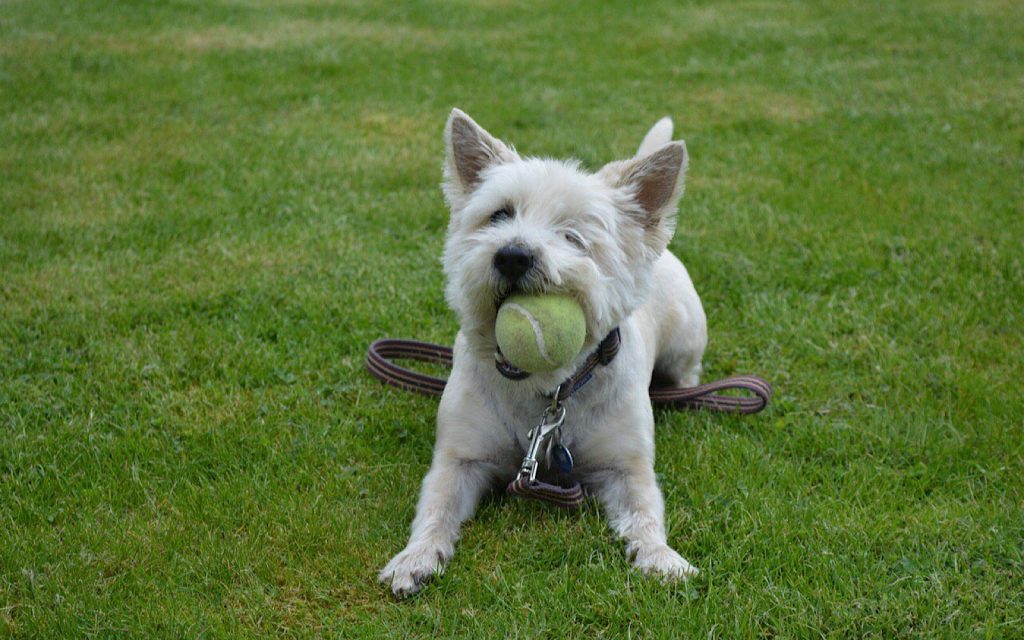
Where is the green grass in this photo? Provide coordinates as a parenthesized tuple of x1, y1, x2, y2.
(2, 0, 1022, 637)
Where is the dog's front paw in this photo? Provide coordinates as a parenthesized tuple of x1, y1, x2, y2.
(379, 545, 446, 598)
(631, 544, 699, 580)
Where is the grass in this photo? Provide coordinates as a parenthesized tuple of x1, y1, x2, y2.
(1, 0, 1022, 637)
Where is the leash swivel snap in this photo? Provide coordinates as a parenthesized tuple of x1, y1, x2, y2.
(507, 391, 584, 508)
(548, 384, 562, 414)
(518, 386, 566, 484)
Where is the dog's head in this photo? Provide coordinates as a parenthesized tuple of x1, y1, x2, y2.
(441, 109, 688, 376)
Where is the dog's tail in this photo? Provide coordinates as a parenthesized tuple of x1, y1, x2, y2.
(636, 117, 674, 157)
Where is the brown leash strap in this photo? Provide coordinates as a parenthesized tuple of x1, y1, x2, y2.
(506, 476, 585, 509)
(366, 339, 772, 413)
(649, 375, 773, 414)
(365, 339, 451, 396)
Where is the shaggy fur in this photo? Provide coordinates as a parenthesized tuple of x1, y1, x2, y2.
(380, 109, 707, 598)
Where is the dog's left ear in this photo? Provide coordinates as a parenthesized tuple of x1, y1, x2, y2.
(443, 109, 518, 206)
(601, 141, 688, 252)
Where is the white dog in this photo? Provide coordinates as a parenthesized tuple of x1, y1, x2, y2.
(380, 109, 707, 598)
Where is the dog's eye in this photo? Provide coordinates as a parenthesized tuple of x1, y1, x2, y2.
(563, 231, 586, 250)
(490, 207, 513, 224)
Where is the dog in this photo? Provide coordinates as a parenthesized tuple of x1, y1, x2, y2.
(379, 109, 707, 598)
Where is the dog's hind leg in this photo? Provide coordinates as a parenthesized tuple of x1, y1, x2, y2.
(648, 252, 707, 388)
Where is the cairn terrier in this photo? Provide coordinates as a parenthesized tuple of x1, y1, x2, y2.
(380, 109, 707, 597)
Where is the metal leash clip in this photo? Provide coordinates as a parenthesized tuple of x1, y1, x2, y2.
(517, 386, 567, 484)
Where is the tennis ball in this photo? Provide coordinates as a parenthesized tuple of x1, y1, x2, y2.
(495, 293, 586, 373)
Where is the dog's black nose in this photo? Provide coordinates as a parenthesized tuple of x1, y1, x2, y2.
(493, 245, 534, 282)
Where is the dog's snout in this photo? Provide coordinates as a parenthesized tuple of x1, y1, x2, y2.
(493, 245, 534, 282)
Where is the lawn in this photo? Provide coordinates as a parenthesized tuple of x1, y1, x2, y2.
(2, 0, 1022, 637)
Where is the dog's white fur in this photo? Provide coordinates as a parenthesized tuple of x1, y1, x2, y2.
(380, 109, 707, 598)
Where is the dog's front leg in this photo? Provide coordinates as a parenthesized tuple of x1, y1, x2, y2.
(591, 458, 699, 580)
(379, 451, 498, 597)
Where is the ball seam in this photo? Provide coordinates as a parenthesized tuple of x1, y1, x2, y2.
(502, 302, 556, 366)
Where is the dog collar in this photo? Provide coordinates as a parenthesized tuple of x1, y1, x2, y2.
(495, 327, 621, 403)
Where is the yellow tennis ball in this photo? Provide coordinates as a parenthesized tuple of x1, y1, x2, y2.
(495, 294, 586, 373)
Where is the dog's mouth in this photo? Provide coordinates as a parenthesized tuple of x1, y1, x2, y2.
(493, 286, 520, 312)
(494, 290, 512, 310)
(493, 278, 526, 309)
(492, 277, 550, 310)
(491, 281, 587, 381)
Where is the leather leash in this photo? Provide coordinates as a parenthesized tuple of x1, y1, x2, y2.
(366, 337, 772, 508)
(366, 338, 772, 413)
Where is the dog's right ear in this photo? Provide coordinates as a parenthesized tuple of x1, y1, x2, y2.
(599, 140, 688, 255)
(443, 109, 517, 203)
